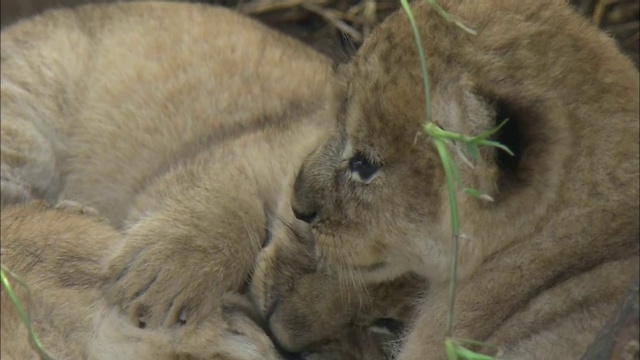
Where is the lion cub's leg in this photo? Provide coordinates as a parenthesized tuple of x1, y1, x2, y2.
(104, 178, 266, 330)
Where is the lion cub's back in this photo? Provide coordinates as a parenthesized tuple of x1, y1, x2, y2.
(1, 3, 332, 226)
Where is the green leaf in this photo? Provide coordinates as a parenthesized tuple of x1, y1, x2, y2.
(454, 338, 499, 351)
(446, 339, 460, 360)
(446, 339, 497, 360)
(462, 188, 485, 198)
(476, 140, 514, 156)
(455, 347, 496, 360)
(465, 143, 481, 161)
(473, 119, 510, 140)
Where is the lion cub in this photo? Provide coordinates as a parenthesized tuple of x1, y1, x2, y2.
(1, 201, 286, 360)
(1, 2, 425, 357)
(256, 0, 640, 358)
(0, 202, 420, 360)
(249, 202, 427, 354)
(1, 201, 420, 360)
(0, 0, 335, 333)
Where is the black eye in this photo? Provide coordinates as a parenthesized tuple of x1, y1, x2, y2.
(349, 152, 379, 182)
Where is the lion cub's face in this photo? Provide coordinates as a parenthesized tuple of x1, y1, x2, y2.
(290, 55, 501, 283)
(249, 203, 426, 354)
(290, 72, 443, 283)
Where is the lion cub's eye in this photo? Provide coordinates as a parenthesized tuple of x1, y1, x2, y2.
(349, 152, 379, 184)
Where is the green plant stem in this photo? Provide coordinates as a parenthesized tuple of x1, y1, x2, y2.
(433, 139, 459, 338)
(1, 268, 29, 329)
(426, 0, 452, 22)
(400, 0, 432, 122)
(1, 265, 54, 360)
(401, 1, 501, 358)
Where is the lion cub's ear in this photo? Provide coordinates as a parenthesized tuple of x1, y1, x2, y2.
(437, 77, 569, 205)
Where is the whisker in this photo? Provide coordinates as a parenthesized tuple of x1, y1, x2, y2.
(345, 242, 372, 314)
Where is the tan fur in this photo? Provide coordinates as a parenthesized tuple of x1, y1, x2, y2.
(1, 0, 124, 27)
(1, 201, 420, 360)
(0, 1, 332, 221)
(1, 201, 288, 360)
(1, 2, 423, 358)
(249, 202, 427, 354)
(261, 0, 640, 358)
(0, 0, 332, 329)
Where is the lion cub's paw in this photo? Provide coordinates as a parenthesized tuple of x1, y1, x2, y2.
(104, 246, 284, 360)
(171, 294, 285, 360)
(211, 293, 285, 360)
(104, 228, 225, 330)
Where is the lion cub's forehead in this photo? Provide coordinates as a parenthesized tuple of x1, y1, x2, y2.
(339, 55, 430, 163)
(342, 85, 415, 164)
(336, 3, 472, 163)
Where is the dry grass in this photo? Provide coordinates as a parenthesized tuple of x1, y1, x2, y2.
(223, 0, 639, 65)
(2, 0, 637, 65)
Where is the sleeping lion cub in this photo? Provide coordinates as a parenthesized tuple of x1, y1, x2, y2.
(250, 0, 640, 358)
(1, 201, 283, 360)
(1, 202, 422, 359)
(0, 0, 334, 335)
(1, 2, 424, 358)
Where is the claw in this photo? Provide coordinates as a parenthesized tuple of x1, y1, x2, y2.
(136, 305, 150, 329)
(179, 308, 188, 325)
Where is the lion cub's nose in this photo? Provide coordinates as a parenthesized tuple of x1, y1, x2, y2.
(292, 167, 318, 223)
(292, 206, 317, 224)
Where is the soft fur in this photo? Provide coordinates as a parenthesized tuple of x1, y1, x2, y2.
(1, 2, 424, 358)
(250, 205, 427, 353)
(254, 0, 640, 358)
(1, 201, 288, 360)
(1, 202, 421, 359)
(0, 0, 333, 335)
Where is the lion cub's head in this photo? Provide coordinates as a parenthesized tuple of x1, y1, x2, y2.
(252, 0, 637, 354)
(249, 200, 426, 354)
(287, 0, 639, 284)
